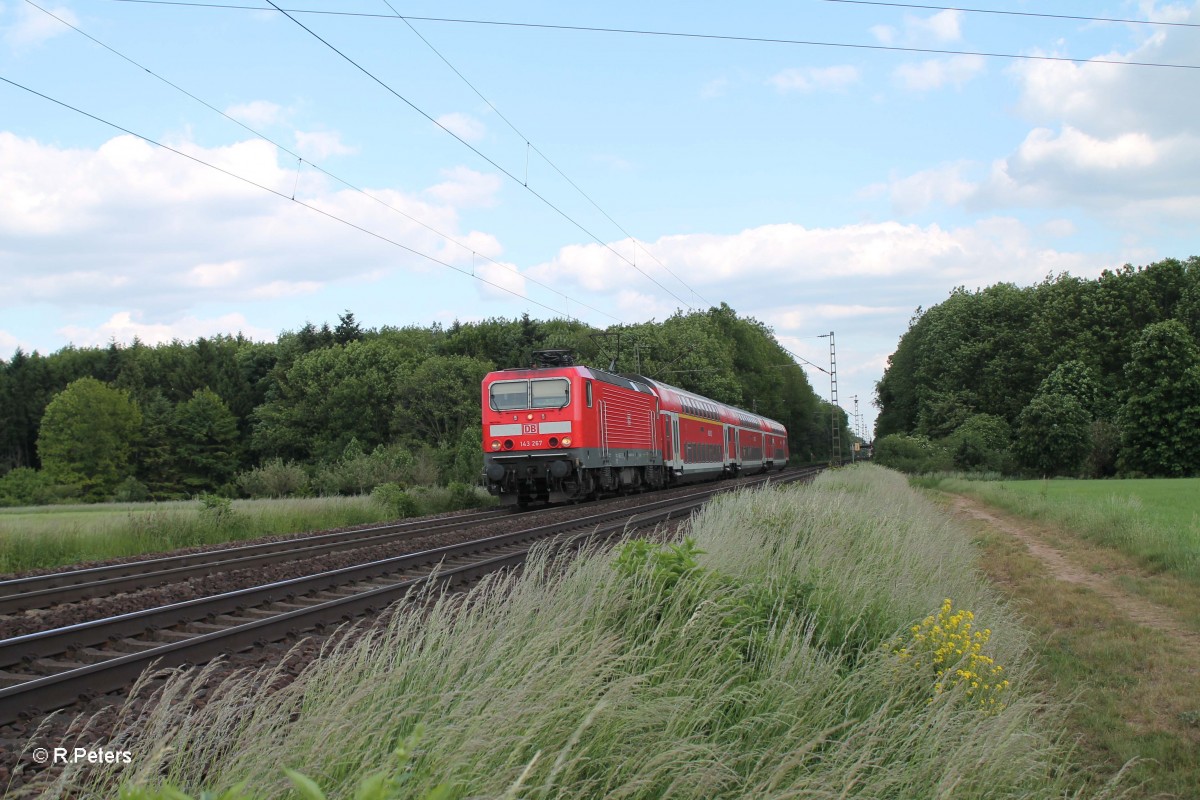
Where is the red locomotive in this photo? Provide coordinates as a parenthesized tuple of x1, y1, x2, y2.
(482, 351, 788, 507)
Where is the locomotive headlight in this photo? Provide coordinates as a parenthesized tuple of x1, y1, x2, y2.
(527, 413, 534, 420)
(561, 437, 572, 447)
(491, 440, 501, 451)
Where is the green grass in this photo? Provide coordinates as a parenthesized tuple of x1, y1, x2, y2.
(913, 476, 1200, 581)
(0, 488, 495, 574)
(28, 465, 1117, 800)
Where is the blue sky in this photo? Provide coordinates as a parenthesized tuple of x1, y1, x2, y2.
(3, 1, 1200, 435)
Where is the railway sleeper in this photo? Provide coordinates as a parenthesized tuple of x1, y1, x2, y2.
(118, 637, 167, 651)
(0, 670, 27, 688)
(32, 657, 86, 674)
(241, 608, 282, 619)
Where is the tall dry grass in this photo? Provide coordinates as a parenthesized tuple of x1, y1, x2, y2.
(25, 465, 1117, 799)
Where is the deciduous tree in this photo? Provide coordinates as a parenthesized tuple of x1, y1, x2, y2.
(37, 377, 142, 498)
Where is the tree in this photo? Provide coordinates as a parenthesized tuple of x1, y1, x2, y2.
(251, 339, 412, 462)
(945, 414, 1012, 472)
(37, 377, 142, 498)
(393, 355, 494, 446)
(334, 310, 365, 345)
(1118, 321, 1200, 476)
(1013, 393, 1092, 476)
(174, 388, 241, 493)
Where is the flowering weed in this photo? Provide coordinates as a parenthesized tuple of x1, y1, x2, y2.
(892, 598, 1010, 712)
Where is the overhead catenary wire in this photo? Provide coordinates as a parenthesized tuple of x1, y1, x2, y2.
(101, 0, 1200, 71)
(19, 0, 623, 327)
(0, 73, 580, 322)
(260, 0, 701, 312)
(815, 0, 1200, 30)
(376, 0, 710, 308)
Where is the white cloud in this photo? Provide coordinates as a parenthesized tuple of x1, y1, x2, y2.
(474, 260, 526, 302)
(1039, 219, 1077, 238)
(247, 280, 323, 299)
(893, 55, 985, 91)
(0, 132, 500, 314)
(870, 10, 961, 47)
(769, 66, 860, 93)
(871, 162, 977, 215)
(57, 311, 275, 348)
(980, 127, 1200, 215)
(2, 2, 76, 50)
(186, 260, 245, 288)
(435, 112, 486, 143)
(294, 130, 357, 160)
(527, 218, 1102, 306)
(767, 304, 909, 329)
(0, 328, 32, 356)
(870, 25, 895, 45)
(873, 128, 1200, 221)
(425, 165, 502, 208)
(700, 77, 730, 99)
(225, 100, 287, 128)
(908, 10, 962, 43)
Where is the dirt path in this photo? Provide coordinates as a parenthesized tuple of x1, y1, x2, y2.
(950, 495, 1200, 655)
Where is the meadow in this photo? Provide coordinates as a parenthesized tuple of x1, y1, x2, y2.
(914, 476, 1200, 581)
(29, 465, 1114, 800)
(0, 487, 494, 574)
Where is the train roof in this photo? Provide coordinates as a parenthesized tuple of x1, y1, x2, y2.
(629, 374, 786, 433)
(484, 365, 785, 433)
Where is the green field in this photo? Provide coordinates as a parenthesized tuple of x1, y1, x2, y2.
(0, 488, 494, 574)
(917, 476, 1200, 581)
(29, 465, 1111, 800)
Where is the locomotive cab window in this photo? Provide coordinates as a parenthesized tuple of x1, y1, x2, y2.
(531, 378, 570, 409)
(585, 380, 593, 408)
(489, 380, 529, 411)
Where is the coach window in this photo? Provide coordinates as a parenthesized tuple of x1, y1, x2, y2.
(489, 380, 529, 411)
(585, 380, 593, 408)
(531, 378, 570, 409)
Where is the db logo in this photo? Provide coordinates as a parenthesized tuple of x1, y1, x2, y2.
(522, 424, 537, 434)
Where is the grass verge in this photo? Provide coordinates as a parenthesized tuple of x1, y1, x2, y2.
(950, 501, 1200, 798)
(23, 465, 1116, 799)
(913, 476, 1200, 582)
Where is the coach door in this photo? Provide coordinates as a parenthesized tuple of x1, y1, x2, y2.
(663, 412, 680, 470)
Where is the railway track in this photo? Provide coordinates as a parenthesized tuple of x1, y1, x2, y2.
(0, 508, 511, 615)
(0, 468, 818, 726)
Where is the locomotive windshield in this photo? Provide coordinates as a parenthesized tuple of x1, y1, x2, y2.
(490, 380, 529, 411)
(489, 378, 570, 411)
(531, 378, 569, 409)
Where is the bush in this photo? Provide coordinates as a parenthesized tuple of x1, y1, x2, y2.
(874, 433, 952, 473)
(944, 414, 1014, 474)
(371, 482, 419, 518)
(197, 494, 237, 528)
(314, 441, 415, 496)
(112, 476, 150, 503)
(0, 467, 59, 507)
(448, 481, 485, 509)
(236, 458, 310, 498)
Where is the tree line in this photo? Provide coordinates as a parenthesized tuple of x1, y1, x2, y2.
(874, 256, 1200, 477)
(0, 306, 840, 505)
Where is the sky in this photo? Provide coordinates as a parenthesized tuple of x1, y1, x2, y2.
(3, 0, 1200, 437)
